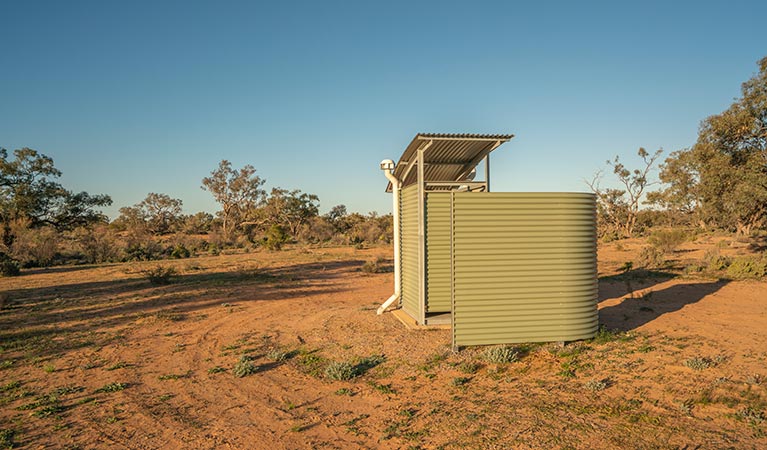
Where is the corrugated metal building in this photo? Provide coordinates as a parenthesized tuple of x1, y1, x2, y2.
(378, 133, 598, 348)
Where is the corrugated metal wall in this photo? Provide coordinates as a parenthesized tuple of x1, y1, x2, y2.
(400, 185, 420, 319)
(425, 193, 451, 312)
(451, 192, 598, 347)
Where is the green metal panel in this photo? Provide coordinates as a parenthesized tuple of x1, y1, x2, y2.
(451, 192, 598, 347)
(425, 192, 451, 312)
(400, 185, 420, 319)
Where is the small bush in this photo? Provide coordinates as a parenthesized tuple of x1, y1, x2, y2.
(266, 348, 297, 362)
(232, 356, 258, 378)
(0, 429, 15, 448)
(95, 382, 128, 393)
(232, 355, 258, 378)
(725, 256, 767, 280)
(584, 379, 608, 392)
(0, 253, 20, 277)
(360, 257, 391, 274)
(481, 345, 519, 364)
(169, 244, 191, 259)
(325, 361, 356, 381)
(145, 266, 176, 285)
(684, 356, 713, 371)
(648, 229, 688, 253)
(636, 246, 665, 269)
(703, 248, 730, 271)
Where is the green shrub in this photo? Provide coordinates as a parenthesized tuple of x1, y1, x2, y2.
(684, 356, 713, 371)
(648, 229, 688, 253)
(726, 256, 767, 280)
(481, 345, 519, 364)
(325, 361, 356, 381)
(0, 253, 20, 277)
(145, 266, 176, 285)
(703, 248, 730, 271)
(264, 224, 289, 251)
(232, 356, 258, 378)
(636, 246, 665, 269)
(170, 244, 191, 259)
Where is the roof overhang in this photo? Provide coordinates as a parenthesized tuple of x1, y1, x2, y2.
(385, 133, 514, 192)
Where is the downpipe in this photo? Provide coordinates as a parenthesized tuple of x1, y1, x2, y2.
(377, 160, 401, 315)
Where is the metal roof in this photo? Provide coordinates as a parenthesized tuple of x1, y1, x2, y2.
(386, 133, 514, 192)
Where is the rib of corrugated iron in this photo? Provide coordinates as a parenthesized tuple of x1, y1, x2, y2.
(451, 192, 598, 347)
(400, 185, 420, 319)
(425, 192, 451, 313)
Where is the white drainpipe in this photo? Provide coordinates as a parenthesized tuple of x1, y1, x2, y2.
(377, 159, 400, 315)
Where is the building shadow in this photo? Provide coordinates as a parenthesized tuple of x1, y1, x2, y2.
(599, 280, 728, 331)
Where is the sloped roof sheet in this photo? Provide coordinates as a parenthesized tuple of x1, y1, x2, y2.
(386, 133, 514, 192)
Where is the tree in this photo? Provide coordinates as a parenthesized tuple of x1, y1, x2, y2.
(201, 160, 265, 239)
(0, 147, 111, 251)
(587, 147, 663, 238)
(247, 188, 320, 239)
(652, 57, 767, 235)
(114, 193, 184, 235)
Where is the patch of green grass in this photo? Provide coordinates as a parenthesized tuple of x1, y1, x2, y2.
(0, 360, 13, 370)
(0, 429, 16, 448)
(207, 366, 227, 374)
(451, 376, 471, 387)
(1, 381, 21, 392)
(458, 362, 480, 374)
(43, 364, 56, 373)
(158, 371, 191, 380)
(95, 382, 128, 393)
(334, 388, 354, 396)
(368, 381, 396, 394)
(105, 362, 130, 371)
(158, 394, 174, 402)
(591, 326, 635, 344)
(736, 407, 766, 426)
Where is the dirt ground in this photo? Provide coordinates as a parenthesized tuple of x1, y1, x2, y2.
(1, 239, 766, 449)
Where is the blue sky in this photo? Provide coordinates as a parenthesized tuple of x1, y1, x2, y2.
(1, 1, 765, 219)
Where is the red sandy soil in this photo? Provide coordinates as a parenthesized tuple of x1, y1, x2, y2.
(1, 241, 766, 449)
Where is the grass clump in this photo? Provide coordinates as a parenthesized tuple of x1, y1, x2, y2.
(232, 356, 258, 378)
(584, 379, 608, 392)
(0, 429, 15, 448)
(266, 348, 297, 362)
(451, 376, 471, 387)
(736, 407, 766, 425)
(360, 257, 391, 274)
(95, 382, 128, 393)
(684, 356, 713, 371)
(325, 361, 356, 381)
(481, 345, 519, 364)
(145, 266, 176, 285)
(208, 366, 226, 374)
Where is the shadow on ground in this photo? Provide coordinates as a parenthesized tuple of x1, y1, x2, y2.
(599, 279, 728, 331)
(0, 259, 368, 359)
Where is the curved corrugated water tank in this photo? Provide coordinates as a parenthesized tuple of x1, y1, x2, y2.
(451, 192, 598, 347)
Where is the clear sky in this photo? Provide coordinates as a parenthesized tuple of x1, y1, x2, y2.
(1, 1, 765, 219)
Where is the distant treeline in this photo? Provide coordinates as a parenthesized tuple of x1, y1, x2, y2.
(0, 153, 391, 274)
